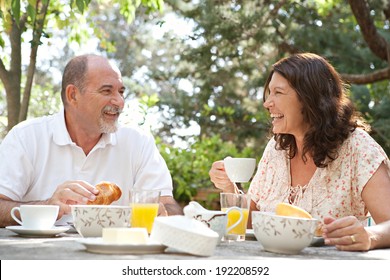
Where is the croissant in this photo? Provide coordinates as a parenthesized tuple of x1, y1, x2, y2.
(87, 181, 122, 205)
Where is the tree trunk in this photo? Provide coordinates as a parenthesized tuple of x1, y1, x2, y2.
(5, 18, 23, 131)
(342, 0, 390, 85)
(341, 67, 390, 84)
(19, 0, 50, 122)
(348, 0, 389, 61)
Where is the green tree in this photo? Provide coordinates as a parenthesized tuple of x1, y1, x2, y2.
(0, 0, 164, 132)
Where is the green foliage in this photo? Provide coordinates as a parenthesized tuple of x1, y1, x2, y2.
(349, 84, 372, 117)
(140, 93, 159, 108)
(349, 81, 390, 155)
(11, 0, 20, 25)
(157, 134, 258, 207)
(28, 82, 61, 118)
(116, 0, 164, 23)
(368, 81, 390, 155)
(72, 0, 91, 13)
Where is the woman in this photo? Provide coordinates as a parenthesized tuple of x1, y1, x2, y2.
(209, 53, 390, 251)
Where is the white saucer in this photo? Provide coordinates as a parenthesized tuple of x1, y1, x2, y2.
(6, 226, 70, 237)
(78, 238, 167, 254)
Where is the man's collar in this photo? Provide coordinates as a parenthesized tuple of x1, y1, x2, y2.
(52, 109, 117, 147)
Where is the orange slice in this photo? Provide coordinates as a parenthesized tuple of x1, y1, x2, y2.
(275, 202, 312, 219)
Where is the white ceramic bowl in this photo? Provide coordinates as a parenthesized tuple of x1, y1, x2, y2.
(150, 215, 219, 256)
(71, 205, 131, 237)
(252, 211, 318, 254)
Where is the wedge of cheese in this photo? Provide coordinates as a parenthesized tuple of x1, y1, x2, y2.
(102, 227, 148, 244)
(275, 202, 312, 219)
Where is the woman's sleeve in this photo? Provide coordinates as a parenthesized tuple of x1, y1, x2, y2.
(350, 130, 389, 192)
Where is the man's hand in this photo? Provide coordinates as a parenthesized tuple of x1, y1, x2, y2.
(47, 180, 99, 218)
(158, 196, 183, 216)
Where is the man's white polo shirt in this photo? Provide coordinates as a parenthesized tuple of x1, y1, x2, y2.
(0, 110, 173, 206)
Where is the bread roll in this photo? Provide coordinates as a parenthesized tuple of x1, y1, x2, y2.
(87, 181, 122, 205)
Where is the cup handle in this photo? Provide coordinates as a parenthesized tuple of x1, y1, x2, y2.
(10, 207, 23, 226)
(225, 206, 243, 233)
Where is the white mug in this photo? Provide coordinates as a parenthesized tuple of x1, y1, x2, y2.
(223, 157, 256, 183)
(10, 205, 59, 229)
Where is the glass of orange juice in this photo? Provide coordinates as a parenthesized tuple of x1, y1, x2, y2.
(130, 189, 161, 234)
(220, 193, 250, 241)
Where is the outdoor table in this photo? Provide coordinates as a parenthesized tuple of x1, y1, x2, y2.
(1, 227, 389, 260)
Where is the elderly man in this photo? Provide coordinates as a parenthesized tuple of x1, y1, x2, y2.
(0, 54, 182, 227)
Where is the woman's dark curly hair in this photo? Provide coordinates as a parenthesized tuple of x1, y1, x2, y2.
(263, 53, 369, 168)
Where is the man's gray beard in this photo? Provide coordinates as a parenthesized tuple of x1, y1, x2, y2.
(99, 118, 119, 134)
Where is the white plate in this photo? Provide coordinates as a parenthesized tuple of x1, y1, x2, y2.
(6, 226, 70, 237)
(77, 238, 167, 254)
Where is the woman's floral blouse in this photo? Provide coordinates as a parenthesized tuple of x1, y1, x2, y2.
(249, 129, 390, 224)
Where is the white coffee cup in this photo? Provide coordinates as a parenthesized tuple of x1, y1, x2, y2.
(10, 205, 59, 229)
(223, 157, 256, 183)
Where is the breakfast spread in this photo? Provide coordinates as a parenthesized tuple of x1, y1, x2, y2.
(87, 181, 122, 205)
